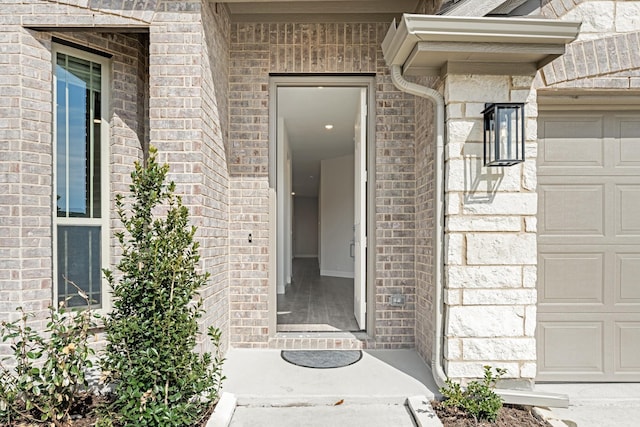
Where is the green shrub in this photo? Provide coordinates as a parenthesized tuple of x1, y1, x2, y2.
(440, 365, 506, 422)
(100, 146, 224, 426)
(0, 294, 98, 426)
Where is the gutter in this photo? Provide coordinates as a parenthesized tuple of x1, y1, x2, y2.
(388, 66, 570, 409)
(389, 64, 447, 392)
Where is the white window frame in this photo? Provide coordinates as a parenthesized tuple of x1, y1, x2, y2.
(52, 43, 111, 312)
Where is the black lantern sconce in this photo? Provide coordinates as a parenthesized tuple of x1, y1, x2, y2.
(482, 103, 525, 167)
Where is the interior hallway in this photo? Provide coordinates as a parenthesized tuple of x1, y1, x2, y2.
(277, 258, 360, 332)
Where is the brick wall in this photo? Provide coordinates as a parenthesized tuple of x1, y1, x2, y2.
(0, 0, 231, 354)
(200, 1, 231, 352)
(0, 1, 150, 332)
(228, 22, 420, 349)
(227, 23, 271, 347)
(414, 76, 439, 366)
(541, 0, 640, 89)
(149, 0, 230, 352)
(0, 27, 53, 330)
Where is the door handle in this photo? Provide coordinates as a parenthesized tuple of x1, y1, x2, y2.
(350, 241, 355, 258)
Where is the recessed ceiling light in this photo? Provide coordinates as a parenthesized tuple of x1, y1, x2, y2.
(325, 124, 334, 130)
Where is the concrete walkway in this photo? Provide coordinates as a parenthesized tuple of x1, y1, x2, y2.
(536, 383, 640, 427)
(222, 348, 439, 426)
(229, 404, 417, 427)
(222, 348, 640, 427)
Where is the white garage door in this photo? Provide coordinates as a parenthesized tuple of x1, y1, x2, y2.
(537, 108, 640, 382)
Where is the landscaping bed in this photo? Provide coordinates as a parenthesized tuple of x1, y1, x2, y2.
(432, 401, 550, 427)
(4, 394, 217, 427)
(1, 149, 223, 427)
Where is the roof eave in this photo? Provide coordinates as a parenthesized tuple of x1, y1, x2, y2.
(382, 14, 581, 76)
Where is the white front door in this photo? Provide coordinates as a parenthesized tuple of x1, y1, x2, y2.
(353, 88, 367, 329)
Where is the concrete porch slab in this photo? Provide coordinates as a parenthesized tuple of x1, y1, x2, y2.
(222, 348, 439, 406)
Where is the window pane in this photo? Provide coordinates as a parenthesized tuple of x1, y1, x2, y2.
(57, 225, 102, 308)
(92, 91, 102, 217)
(56, 53, 102, 218)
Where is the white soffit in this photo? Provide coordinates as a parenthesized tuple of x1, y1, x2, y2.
(223, 0, 423, 22)
(382, 14, 581, 76)
(440, 0, 508, 16)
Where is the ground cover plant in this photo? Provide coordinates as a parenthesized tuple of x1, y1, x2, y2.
(439, 366, 506, 422)
(0, 291, 99, 426)
(433, 366, 549, 426)
(100, 146, 224, 426)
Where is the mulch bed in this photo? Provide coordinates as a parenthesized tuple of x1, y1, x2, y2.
(432, 401, 550, 427)
(3, 394, 215, 427)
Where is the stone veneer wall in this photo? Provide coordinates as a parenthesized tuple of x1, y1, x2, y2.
(228, 22, 420, 349)
(437, 0, 640, 385)
(442, 74, 538, 383)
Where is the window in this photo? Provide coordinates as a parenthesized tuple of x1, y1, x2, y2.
(53, 44, 109, 308)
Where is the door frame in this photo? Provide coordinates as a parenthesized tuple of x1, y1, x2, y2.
(267, 75, 377, 337)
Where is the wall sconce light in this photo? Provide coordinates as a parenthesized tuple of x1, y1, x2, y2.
(482, 103, 525, 167)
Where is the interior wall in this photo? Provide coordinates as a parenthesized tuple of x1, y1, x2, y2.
(319, 154, 355, 278)
(294, 197, 318, 258)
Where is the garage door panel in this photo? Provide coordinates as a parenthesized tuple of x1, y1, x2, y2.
(538, 321, 604, 374)
(538, 110, 640, 382)
(539, 184, 604, 236)
(539, 252, 604, 304)
(616, 322, 640, 373)
(616, 118, 640, 167)
(616, 185, 640, 236)
(539, 117, 604, 167)
(616, 254, 640, 304)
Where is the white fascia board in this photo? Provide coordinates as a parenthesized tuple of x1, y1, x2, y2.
(382, 18, 419, 67)
(382, 14, 581, 69)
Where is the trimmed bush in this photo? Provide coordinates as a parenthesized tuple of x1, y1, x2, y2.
(100, 147, 224, 426)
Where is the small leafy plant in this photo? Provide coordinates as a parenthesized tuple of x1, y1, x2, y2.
(439, 365, 506, 422)
(0, 293, 98, 426)
(100, 146, 224, 426)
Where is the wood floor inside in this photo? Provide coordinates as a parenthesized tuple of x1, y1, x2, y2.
(277, 258, 361, 332)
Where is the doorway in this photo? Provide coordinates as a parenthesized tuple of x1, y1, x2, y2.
(272, 78, 371, 333)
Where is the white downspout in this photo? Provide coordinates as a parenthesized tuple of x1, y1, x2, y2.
(390, 64, 447, 390)
(389, 64, 569, 408)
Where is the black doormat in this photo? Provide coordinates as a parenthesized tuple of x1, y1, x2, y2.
(281, 350, 362, 369)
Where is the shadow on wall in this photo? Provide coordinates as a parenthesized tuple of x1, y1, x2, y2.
(462, 139, 505, 205)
